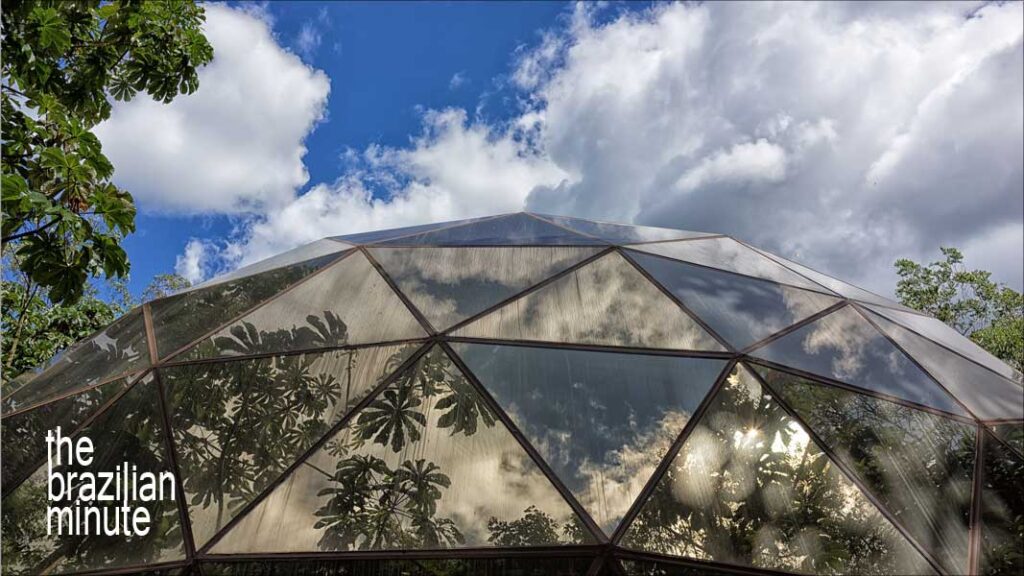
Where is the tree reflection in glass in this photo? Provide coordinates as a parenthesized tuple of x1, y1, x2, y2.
(151, 252, 342, 360)
(762, 366, 976, 574)
(3, 309, 149, 413)
(2, 377, 128, 498)
(211, 346, 591, 552)
(621, 365, 934, 575)
(177, 252, 425, 361)
(979, 432, 1024, 576)
(0, 376, 184, 575)
(990, 423, 1024, 458)
(161, 313, 417, 547)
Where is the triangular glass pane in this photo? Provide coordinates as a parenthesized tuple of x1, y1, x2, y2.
(978, 431, 1024, 576)
(631, 237, 825, 292)
(866, 310, 1024, 421)
(531, 213, 713, 244)
(752, 246, 921, 313)
(379, 213, 607, 246)
(866, 304, 1024, 386)
(0, 375, 185, 574)
(151, 252, 342, 360)
(453, 342, 727, 534)
(369, 246, 602, 331)
(454, 252, 724, 351)
(330, 215, 497, 245)
(629, 251, 842, 349)
(184, 239, 352, 294)
(620, 364, 935, 575)
(211, 346, 595, 552)
(161, 343, 418, 547)
(178, 252, 427, 361)
(3, 308, 150, 414)
(2, 376, 129, 498)
(750, 306, 966, 415)
(762, 366, 976, 574)
(991, 423, 1024, 457)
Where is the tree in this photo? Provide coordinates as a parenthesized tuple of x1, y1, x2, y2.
(895, 247, 1024, 372)
(623, 367, 921, 574)
(1, 255, 191, 389)
(141, 273, 191, 302)
(1, 0, 213, 304)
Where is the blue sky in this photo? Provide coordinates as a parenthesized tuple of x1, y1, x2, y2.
(96, 1, 1023, 299)
(120, 1, 579, 296)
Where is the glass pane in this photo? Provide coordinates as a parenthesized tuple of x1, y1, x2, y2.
(867, 310, 1024, 421)
(2, 377, 129, 498)
(979, 431, 1024, 576)
(866, 305, 1023, 385)
(370, 246, 602, 331)
(453, 342, 726, 534)
(0, 375, 185, 575)
(330, 215, 496, 244)
(632, 238, 824, 292)
(455, 252, 724, 351)
(184, 239, 351, 294)
(750, 306, 965, 416)
(179, 252, 427, 361)
(763, 366, 976, 574)
(161, 343, 418, 546)
(531, 213, 713, 244)
(379, 213, 606, 246)
(629, 251, 841, 349)
(212, 346, 594, 552)
(151, 252, 342, 360)
(752, 246, 921, 313)
(620, 365, 934, 575)
(3, 308, 149, 413)
(991, 423, 1024, 457)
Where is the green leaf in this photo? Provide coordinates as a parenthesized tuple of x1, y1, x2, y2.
(29, 7, 72, 53)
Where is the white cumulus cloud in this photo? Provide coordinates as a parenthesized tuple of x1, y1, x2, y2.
(115, 2, 1020, 292)
(174, 239, 214, 284)
(95, 4, 330, 214)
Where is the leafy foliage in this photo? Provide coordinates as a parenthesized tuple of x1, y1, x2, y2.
(0, 379, 182, 574)
(624, 367, 926, 574)
(1, 0, 213, 304)
(1, 257, 191, 393)
(314, 454, 463, 551)
(486, 505, 561, 546)
(895, 247, 1024, 372)
(1, 276, 124, 383)
(140, 273, 191, 302)
(160, 313, 417, 544)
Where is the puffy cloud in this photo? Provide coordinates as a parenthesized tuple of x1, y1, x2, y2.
(523, 2, 1023, 293)
(95, 4, 330, 214)
(174, 239, 213, 284)
(222, 109, 567, 267)
(160, 2, 1020, 293)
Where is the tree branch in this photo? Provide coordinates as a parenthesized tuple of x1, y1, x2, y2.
(2, 218, 61, 243)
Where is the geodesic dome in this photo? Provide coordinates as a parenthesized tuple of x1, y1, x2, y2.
(2, 212, 1022, 576)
